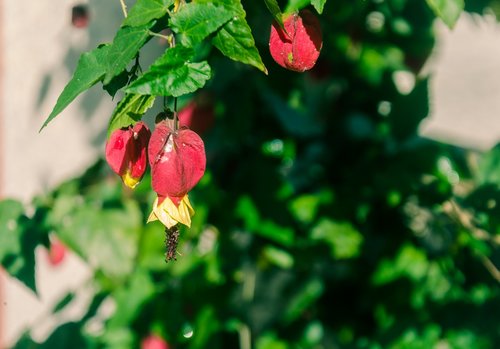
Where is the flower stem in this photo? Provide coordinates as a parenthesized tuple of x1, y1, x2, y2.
(119, 0, 128, 17)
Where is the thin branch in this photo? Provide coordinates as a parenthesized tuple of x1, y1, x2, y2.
(481, 256, 500, 283)
(120, 0, 128, 18)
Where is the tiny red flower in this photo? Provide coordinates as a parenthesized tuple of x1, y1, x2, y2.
(48, 236, 66, 266)
(269, 10, 323, 72)
(105, 122, 151, 189)
(178, 95, 215, 135)
(141, 334, 169, 349)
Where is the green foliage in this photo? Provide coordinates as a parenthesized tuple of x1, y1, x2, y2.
(3, 0, 500, 349)
(426, 0, 465, 28)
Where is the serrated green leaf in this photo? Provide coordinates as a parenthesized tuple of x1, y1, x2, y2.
(126, 46, 211, 97)
(264, 0, 284, 28)
(211, 0, 267, 73)
(0, 200, 37, 294)
(104, 23, 154, 84)
(169, 2, 234, 47)
(426, 0, 464, 29)
(311, 0, 327, 14)
(41, 45, 108, 130)
(124, 0, 174, 27)
(107, 94, 156, 137)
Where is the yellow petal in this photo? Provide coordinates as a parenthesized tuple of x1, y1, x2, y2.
(122, 170, 140, 189)
(147, 195, 195, 229)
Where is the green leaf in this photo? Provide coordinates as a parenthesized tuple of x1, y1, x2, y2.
(264, 0, 284, 29)
(0, 200, 37, 293)
(426, 0, 464, 29)
(311, 0, 327, 14)
(124, 0, 174, 27)
(41, 45, 108, 130)
(56, 200, 142, 278)
(103, 23, 154, 84)
(285, 0, 310, 14)
(126, 46, 211, 97)
(283, 278, 324, 323)
(236, 196, 294, 246)
(211, 0, 267, 73)
(107, 94, 156, 137)
(169, 2, 234, 47)
(262, 245, 294, 269)
(311, 219, 363, 259)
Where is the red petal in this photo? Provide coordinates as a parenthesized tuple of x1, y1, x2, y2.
(105, 122, 150, 181)
(150, 121, 206, 198)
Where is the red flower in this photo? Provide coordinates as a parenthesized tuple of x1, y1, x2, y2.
(147, 120, 206, 228)
(178, 95, 215, 135)
(105, 122, 151, 189)
(269, 10, 323, 72)
(47, 236, 66, 266)
(141, 334, 169, 349)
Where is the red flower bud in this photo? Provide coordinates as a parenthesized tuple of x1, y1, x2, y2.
(148, 121, 206, 205)
(269, 10, 323, 72)
(141, 334, 169, 349)
(48, 236, 66, 266)
(178, 95, 215, 135)
(105, 122, 151, 189)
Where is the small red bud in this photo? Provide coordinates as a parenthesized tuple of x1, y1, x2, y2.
(105, 122, 151, 189)
(269, 10, 323, 72)
(48, 237, 66, 266)
(141, 334, 169, 349)
(178, 98, 215, 136)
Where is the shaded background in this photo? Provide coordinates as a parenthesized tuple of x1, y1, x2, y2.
(1, 0, 500, 348)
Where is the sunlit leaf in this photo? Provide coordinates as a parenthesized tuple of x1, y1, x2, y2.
(124, 0, 174, 27)
(107, 94, 156, 137)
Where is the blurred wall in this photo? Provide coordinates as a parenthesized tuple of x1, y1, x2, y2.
(0, 0, 123, 347)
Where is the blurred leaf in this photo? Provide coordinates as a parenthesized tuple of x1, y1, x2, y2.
(56, 200, 142, 278)
(124, 0, 174, 27)
(283, 278, 324, 323)
(256, 333, 289, 349)
(311, 219, 363, 259)
(311, 0, 327, 14)
(41, 45, 108, 130)
(0, 200, 37, 293)
(426, 0, 464, 29)
(126, 46, 211, 97)
(189, 306, 219, 349)
(262, 245, 294, 268)
(104, 23, 154, 84)
(52, 292, 76, 313)
(169, 2, 233, 47)
(211, 0, 268, 73)
(372, 244, 429, 285)
(108, 270, 156, 328)
(107, 94, 156, 137)
(236, 196, 294, 246)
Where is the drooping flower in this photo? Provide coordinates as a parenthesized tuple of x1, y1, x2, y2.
(269, 10, 323, 72)
(147, 120, 206, 228)
(105, 122, 150, 189)
(47, 236, 67, 266)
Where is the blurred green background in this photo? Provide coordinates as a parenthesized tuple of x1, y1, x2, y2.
(1, 0, 499, 348)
